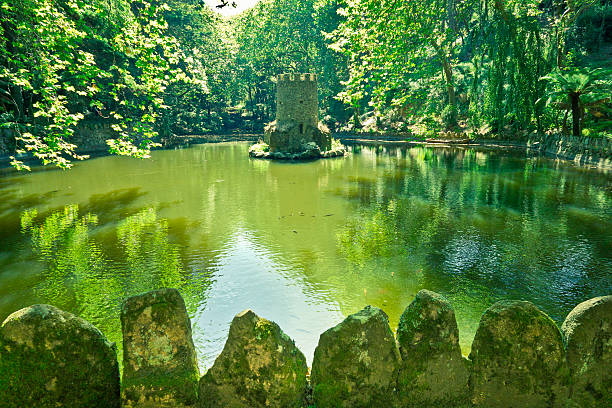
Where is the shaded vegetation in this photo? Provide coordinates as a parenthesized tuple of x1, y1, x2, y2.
(1, 0, 611, 169)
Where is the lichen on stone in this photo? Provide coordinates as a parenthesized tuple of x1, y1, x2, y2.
(310, 305, 401, 408)
(396, 290, 469, 407)
(120, 288, 199, 408)
(0, 304, 120, 408)
(198, 309, 307, 408)
(561, 295, 612, 407)
(469, 300, 569, 408)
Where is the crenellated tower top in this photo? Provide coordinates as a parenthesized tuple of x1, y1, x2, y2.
(276, 73, 317, 82)
(275, 73, 318, 128)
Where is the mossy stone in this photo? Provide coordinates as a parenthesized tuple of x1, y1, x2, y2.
(561, 295, 612, 407)
(264, 120, 331, 155)
(396, 290, 469, 407)
(310, 305, 401, 408)
(0, 304, 120, 408)
(469, 300, 569, 408)
(198, 309, 308, 408)
(121, 288, 199, 407)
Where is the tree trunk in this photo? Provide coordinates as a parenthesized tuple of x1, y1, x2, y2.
(9, 84, 24, 121)
(598, 10, 606, 51)
(431, 41, 456, 108)
(535, 28, 543, 133)
(555, 26, 564, 68)
(570, 93, 581, 137)
(447, 0, 456, 32)
(352, 101, 361, 128)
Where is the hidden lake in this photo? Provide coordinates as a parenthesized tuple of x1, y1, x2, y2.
(0, 141, 610, 371)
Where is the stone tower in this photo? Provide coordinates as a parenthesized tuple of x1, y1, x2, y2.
(276, 73, 318, 129)
(263, 73, 331, 154)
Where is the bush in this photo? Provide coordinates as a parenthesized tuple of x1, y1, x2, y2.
(441, 104, 458, 129)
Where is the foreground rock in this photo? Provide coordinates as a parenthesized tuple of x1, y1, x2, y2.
(311, 305, 401, 408)
(198, 309, 307, 407)
(0, 304, 120, 408)
(469, 300, 569, 407)
(396, 290, 469, 407)
(561, 295, 612, 407)
(121, 288, 199, 407)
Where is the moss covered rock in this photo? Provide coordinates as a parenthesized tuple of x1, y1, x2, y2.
(469, 300, 569, 408)
(0, 304, 120, 408)
(396, 290, 469, 407)
(198, 309, 307, 407)
(310, 305, 401, 408)
(561, 295, 612, 407)
(264, 120, 332, 154)
(121, 288, 199, 408)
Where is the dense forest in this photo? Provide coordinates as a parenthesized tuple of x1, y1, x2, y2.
(1, 0, 611, 169)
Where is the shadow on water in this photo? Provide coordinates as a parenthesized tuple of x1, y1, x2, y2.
(0, 188, 147, 247)
(81, 187, 149, 223)
(0, 190, 61, 242)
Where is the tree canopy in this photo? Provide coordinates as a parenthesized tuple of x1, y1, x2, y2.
(1, 0, 611, 169)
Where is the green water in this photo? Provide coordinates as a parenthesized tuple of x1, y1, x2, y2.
(0, 142, 611, 370)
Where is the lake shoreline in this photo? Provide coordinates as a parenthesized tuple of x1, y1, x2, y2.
(336, 132, 612, 170)
(1, 132, 610, 171)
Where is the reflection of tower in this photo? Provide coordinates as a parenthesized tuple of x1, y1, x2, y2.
(276, 73, 318, 131)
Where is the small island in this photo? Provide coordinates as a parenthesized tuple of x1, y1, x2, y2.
(249, 73, 345, 160)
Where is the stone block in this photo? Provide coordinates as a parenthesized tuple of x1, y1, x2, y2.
(311, 305, 401, 408)
(121, 288, 199, 407)
(198, 310, 307, 408)
(0, 304, 120, 408)
(469, 300, 569, 407)
(561, 295, 612, 407)
(396, 290, 469, 407)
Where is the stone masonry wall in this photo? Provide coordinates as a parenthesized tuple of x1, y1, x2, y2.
(0, 123, 112, 160)
(527, 133, 612, 168)
(276, 73, 318, 128)
(1, 290, 610, 407)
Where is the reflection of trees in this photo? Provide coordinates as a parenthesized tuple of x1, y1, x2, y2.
(337, 146, 612, 323)
(117, 208, 185, 293)
(20, 205, 212, 368)
(21, 205, 117, 317)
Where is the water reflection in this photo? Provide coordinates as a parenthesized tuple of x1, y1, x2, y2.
(0, 142, 610, 369)
(337, 145, 612, 350)
(18, 205, 212, 366)
(21, 205, 111, 315)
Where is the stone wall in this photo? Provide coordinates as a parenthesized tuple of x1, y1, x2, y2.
(276, 73, 318, 128)
(1, 290, 610, 407)
(72, 122, 116, 153)
(526, 133, 612, 168)
(0, 123, 112, 161)
(0, 128, 15, 156)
